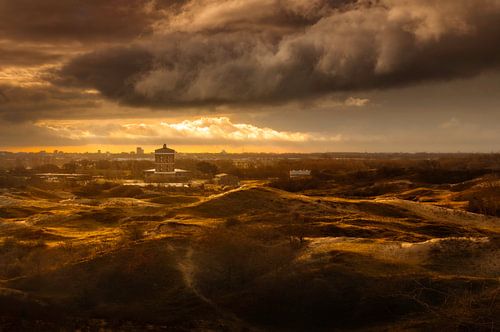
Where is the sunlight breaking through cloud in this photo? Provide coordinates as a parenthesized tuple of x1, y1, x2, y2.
(37, 117, 341, 145)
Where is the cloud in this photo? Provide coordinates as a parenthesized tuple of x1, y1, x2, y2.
(0, 0, 179, 43)
(440, 117, 461, 129)
(54, 0, 500, 108)
(0, 0, 499, 155)
(0, 119, 81, 146)
(0, 45, 63, 67)
(0, 0, 182, 120)
(162, 0, 355, 33)
(35, 117, 342, 145)
(0, 84, 102, 122)
(2, 112, 498, 152)
(54, 46, 154, 105)
(345, 97, 369, 107)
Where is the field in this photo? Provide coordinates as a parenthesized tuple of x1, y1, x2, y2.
(0, 161, 499, 331)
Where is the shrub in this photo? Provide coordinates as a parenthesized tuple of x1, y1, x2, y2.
(107, 185, 144, 198)
(468, 196, 500, 216)
(224, 217, 240, 227)
(269, 178, 322, 192)
(122, 224, 145, 242)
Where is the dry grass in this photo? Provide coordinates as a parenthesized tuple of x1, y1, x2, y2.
(0, 174, 499, 330)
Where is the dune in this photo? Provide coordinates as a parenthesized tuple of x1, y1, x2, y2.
(183, 186, 296, 218)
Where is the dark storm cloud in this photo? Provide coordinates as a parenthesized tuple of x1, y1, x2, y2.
(0, 0, 188, 122)
(0, 46, 63, 67)
(54, 0, 500, 108)
(0, 0, 184, 43)
(55, 46, 155, 105)
(0, 84, 101, 122)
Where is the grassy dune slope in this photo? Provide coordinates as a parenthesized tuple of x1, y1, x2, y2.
(0, 180, 498, 330)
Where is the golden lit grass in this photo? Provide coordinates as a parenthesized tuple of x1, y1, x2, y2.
(182, 185, 338, 219)
(300, 236, 496, 268)
(378, 198, 500, 232)
(190, 220, 499, 330)
(148, 195, 199, 206)
(1, 179, 499, 330)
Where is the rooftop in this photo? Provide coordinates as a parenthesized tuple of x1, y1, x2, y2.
(155, 144, 176, 153)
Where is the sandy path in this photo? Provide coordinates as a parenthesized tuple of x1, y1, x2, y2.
(177, 246, 260, 331)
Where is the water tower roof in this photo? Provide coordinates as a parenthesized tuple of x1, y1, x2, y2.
(155, 144, 175, 153)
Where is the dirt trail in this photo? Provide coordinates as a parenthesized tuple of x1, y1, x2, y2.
(177, 247, 213, 306)
(177, 246, 259, 331)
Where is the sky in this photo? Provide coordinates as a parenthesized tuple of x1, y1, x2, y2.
(0, 0, 499, 153)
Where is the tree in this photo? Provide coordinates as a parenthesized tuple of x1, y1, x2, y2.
(33, 164, 60, 173)
(287, 212, 307, 248)
(196, 161, 219, 175)
(62, 162, 77, 173)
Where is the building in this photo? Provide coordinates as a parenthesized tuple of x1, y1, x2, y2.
(289, 169, 312, 179)
(214, 173, 240, 187)
(136, 147, 144, 155)
(233, 159, 253, 169)
(155, 144, 175, 173)
(144, 144, 191, 182)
